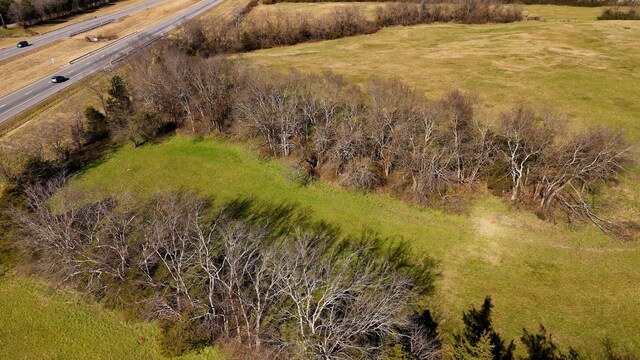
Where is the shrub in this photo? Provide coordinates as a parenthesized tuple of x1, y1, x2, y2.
(598, 6, 640, 20)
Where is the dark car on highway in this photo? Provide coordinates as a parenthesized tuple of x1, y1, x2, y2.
(16, 41, 29, 48)
(51, 75, 67, 83)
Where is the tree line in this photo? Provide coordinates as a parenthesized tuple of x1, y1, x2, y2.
(174, 0, 522, 57)
(598, 4, 640, 20)
(111, 50, 632, 237)
(0, 50, 632, 236)
(260, 0, 626, 8)
(0, 0, 117, 27)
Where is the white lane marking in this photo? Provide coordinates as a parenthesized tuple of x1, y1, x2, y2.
(1, 82, 69, 120)
(25, 91, 33, 95)
(0, 104, 6, 108)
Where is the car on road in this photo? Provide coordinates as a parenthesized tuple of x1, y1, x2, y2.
(51, 75, 67, 83)
(16, 41, 29, 48)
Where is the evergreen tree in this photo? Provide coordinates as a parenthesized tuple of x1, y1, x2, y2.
(105, 75, 133, 127)
(520, 326, 581, 360)
(453, 296, 515, 360)
(84, 106, 109, 142)
(453, 331, 495, 360)
(108, 75, 130, 101)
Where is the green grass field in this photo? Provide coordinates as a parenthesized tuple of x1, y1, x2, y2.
(0, 274, 224, 359)
(68, 136, 640, 355)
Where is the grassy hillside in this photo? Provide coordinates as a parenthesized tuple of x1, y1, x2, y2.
(68, 136, 640, 354)
(0, 274, 224, 359)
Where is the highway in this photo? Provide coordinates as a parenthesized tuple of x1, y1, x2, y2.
(0, 0, 223, 125)
(0, 0, 168, 61)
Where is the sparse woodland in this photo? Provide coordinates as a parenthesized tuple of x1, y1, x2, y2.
(0, 0, 119, 26)
(13, 179, 440, 358)
(176, 0, 522, 56)
(598, 4, 640, 19)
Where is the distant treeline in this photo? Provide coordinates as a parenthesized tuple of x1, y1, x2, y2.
(598, 5, 640, 19)
(0, 0, 118, 27)
(503, 0, 607, 6)
(176, 0, 522, 56)
(259, 0, 631, 8)
(509, 0, 638, 6)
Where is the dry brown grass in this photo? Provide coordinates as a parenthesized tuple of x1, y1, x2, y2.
(97, 0, 201, 37)
(246, 2, 384, 22)
(0, 40, 104, 98)
(199, 0, 253, 22)
(0, 73, 107, 152)
(0, 0, 202, 99)
(0, 0, 150, 48)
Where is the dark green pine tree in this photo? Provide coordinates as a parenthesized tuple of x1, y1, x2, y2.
(84, 106, 109, 142)
(454, 296, 515, 360)
(520, 326, 581, 360)
(106, 75, 133, 126)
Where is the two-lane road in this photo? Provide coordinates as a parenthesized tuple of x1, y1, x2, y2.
(0, 0, 168, 61)
(0, 0, 223, 125)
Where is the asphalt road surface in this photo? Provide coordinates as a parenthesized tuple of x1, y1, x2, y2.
(0, 0, 223, 125)
(0, 0, 168, 62)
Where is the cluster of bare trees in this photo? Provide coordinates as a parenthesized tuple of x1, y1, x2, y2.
(173, 0, 522, 57)
(375, 0, 522, 25)
(0, 99, 93, 186)
(14, 178, 440, 358)
(502, 0, 617, 6)
(1, 0, 116, 26)
(125, 51, 631, 234)
(598, 4, 640, 20)
(495, 109, 630, 232)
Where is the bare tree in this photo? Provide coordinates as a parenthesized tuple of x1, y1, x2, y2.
(365, 78, 419, 178)
(140, 193, 208, 319)
(190, 58, 237, 133)
(278, 232, 423, 359)
(87, 76, 109, 116)
(235, 72, 304, 156)
(496, 106, 556, 202)
(404, 108, 453, 198)
(16, 176, 127, 292)
(437, 90, 490, 185)
(533, 127, 630, 232)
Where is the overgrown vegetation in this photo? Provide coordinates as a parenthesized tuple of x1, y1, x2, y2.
(260, 0, 620, 7)
(598, 5, 640, 19)
(11, 176, 440, 358)
(0, 0, 119, 27)
(175, 0, 522, 56)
